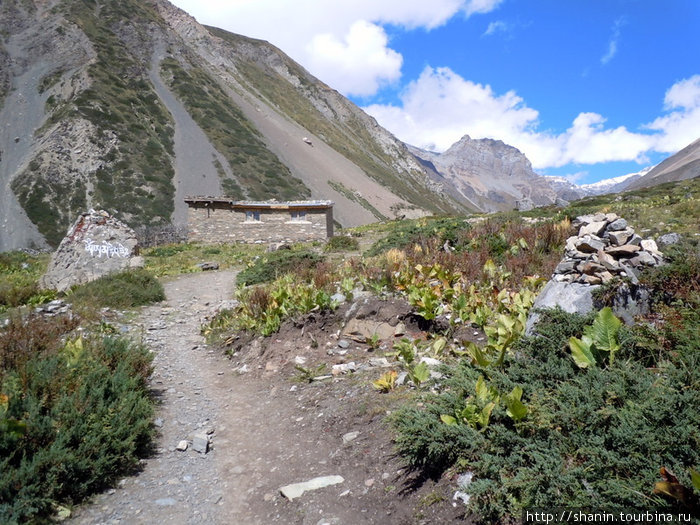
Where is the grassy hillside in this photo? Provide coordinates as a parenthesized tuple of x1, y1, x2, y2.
(522, 175, 700, 238)
(12, 0, 176, 246)
(159, 56, 310, 201)
(206, 27, 466, 216)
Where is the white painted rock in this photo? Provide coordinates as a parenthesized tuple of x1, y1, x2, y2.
(40, 210, 141, 292)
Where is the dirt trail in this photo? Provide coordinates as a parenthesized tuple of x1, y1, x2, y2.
(70, 270, 463, 525)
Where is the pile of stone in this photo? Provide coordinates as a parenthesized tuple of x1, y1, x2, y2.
(553, 213, 663, 285)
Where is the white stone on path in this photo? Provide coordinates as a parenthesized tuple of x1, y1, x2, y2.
(279, 475, 345, 500)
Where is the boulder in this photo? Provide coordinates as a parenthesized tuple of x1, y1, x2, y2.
(657, 232, 681, 247)
(525, 281, 598, 334)
(40, 210, 141, 292)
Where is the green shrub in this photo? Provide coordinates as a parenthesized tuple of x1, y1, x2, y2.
(0, 316, 154, 523)
(205, 274, 334, 338)
(393, 308, 700, 522)
(68, 269, 164, 309)
(146, 244, 189, 258)
(324, 235, 359, 252)
(0, 252, 54, 311)
(236, 249, 324, 286)
(365, 217, 469, 257)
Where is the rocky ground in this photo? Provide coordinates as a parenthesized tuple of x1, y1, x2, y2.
(69, 270, 469, 525)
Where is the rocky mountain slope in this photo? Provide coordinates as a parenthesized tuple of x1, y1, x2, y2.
(0, 0, 466, 250)
(5, 0, 686, 252)
(409, 136, 562, 212)
(624, 137, 700, 191)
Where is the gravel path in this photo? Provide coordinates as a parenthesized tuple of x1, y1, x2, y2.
(69, 270, 463, 525)
(70, 270, 240, 524)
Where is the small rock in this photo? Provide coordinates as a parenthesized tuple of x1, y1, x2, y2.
(155, 498, 176, 506)
(579, 220, 607, 237)
(658, 232, 681, 246)
(577, 261, 604, 275)
(630, 251, 657, 267)
(554, 261, 576, 274)
(628, 234, 643, 246)
(599, 271, 615, 283)
(176, 440, 188, 451)
(597, 250, 619, 271)
(280, 475, 345, 501)
(576, 236, 605, 253)
(330, 293, 346, 304)
(154, 418, 164, 428)
(396, 371, 409, 386)
(192, 433, 210, 454)
(607, 218, 628, 231)
(453, 491, 471, 506)
(606, 245, 641, 257)
(607, 229, 633, 246)
(332, 362, 357, 375)
(337, 339, 351, 349)
(368, 357, 390, 367)
(640, 239, 660, 253)
(342, 431, 360, 444)
(196, 262, 219, 271)
(420, 356, 442, 367)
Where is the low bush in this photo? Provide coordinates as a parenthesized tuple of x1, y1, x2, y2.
(0, 252, 54, 312)
(393, 306, 700, 522)
(236, 249, 324, 286)
(68, 268, 165, 309)
(0, 315, 155, 523)
(365, 217, 469, 257)
(324, 235, 359, 252)
(205, 273, 334, 338)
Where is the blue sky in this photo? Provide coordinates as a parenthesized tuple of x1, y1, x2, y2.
(169, 0, 700, 184)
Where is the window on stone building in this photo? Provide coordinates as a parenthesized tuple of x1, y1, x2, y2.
(290, 211, 306, 222)
(245, 210, 261, 222)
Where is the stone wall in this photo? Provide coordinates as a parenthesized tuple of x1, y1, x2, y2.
(187, 204, 332, 244)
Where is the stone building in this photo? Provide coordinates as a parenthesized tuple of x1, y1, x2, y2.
(184, 198, 334, 244)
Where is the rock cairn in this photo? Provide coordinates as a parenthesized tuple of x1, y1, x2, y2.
(553, 213, 663, 285)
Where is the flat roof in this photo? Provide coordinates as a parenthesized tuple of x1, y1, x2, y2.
(184, 197, 333, 209)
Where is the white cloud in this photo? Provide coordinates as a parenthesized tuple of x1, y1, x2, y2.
(169, 0, 502, 96)
(364, 66, 539, 151)
(645, 74, 700, 152)
(363, 68, 699, 169)
(600, 17, 626, 66)
(464, 0, 504, 17)
(483, 20, 509, 36)
(306, 21, 402, 96)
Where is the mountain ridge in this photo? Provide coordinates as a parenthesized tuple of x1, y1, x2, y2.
(1, 0, 696, 251)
